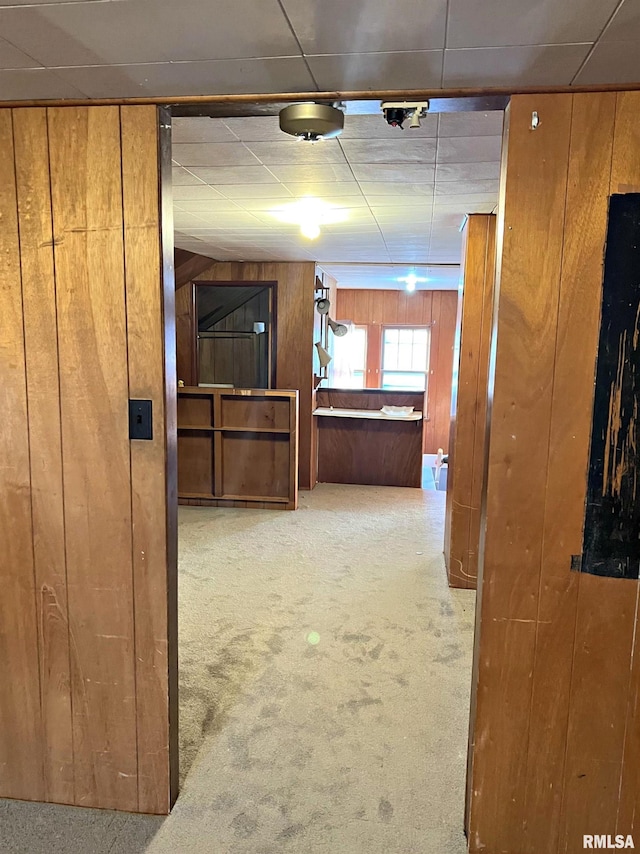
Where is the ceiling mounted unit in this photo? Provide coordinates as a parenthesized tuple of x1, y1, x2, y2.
(279, 103, 344, 142)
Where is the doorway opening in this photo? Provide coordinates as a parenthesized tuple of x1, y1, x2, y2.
(168, 96, 505, 850)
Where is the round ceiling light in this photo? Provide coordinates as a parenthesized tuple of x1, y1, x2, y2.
(279, 103, 344, 142)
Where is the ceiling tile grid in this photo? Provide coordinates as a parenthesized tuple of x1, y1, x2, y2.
(0, 0, 638, 99)
(171, 111, 503, 266)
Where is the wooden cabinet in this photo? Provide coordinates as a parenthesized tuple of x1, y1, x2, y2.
(177, 387, 298, 510)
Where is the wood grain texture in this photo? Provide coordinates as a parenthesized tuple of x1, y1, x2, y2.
(524, 92, 616, 854)
(177, 387, 298, 509)
(612, 91, 640, 842)
(335, 288, 456, 452)
(121, 105, 172, 814)
(180, 261, 315, 488)
(49, 106, 138, 811)
(1, 104, 173, 814)
(468, 94, 573, 853)
(0, 109, 45, 802)
(444, 215, 496, 590)
(13, 107, 74, 805)
(315, 390, 424, 488)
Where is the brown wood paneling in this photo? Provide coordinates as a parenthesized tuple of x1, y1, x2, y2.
(468, 94, 573, 852)
(177, 387, 298, 509)
(560, 91, 640, 851)
(444, 215, 496, 590)
(49, 106, 138, 811)
(316, 417, 423, 488)
(13, 108, 74, 804)
(431, 291, 458, 453)
(174, 248, 214, 288)
(335, 289, 454, 452)
(612, 91, 640, 841)
(121, 105, 172, 814)
(181, 261, 315, 489)
(520, 92, 616, 854)
(0, 109, 45, 803)
(221, 433, 290, 498)
(1, 104, 174, 814)
(178, 432, 215, 495)
(176, 282, 194, 385)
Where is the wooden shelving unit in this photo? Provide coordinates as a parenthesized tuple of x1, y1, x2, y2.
(177, 387, 298, 510)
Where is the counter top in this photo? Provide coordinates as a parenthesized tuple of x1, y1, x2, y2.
(313, 406, 423, 422)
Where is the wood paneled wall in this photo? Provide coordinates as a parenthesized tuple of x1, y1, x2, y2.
(335, 289, 458, 453)
(468, 92, 640, 853)
(444, 215, 496, 590)
(176, 261, 316, 489)
(0, 106, 176, 814)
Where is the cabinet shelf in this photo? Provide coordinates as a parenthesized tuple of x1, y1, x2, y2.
(178, 424, 214, 431)
(217, 426, 291, 434)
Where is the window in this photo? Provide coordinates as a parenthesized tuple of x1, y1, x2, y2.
(382, 327, 430, 391)
(330, 325, 367, 389)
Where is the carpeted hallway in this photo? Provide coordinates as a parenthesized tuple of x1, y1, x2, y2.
(0, 483, 475, 854)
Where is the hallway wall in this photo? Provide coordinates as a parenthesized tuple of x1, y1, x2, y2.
(468, 91, 640, 854)
(335, 288, 458, 453)
(444, 215, 496, 591)
(0, 105, 176, 814)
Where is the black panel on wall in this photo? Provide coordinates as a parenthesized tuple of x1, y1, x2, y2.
(578, 193, 640, 579)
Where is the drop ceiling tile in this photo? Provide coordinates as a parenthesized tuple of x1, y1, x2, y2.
(0, 67, 85, 98)
(0, 0, 300, 66)
(172, 167, 205, 186)
(341, 113, 439, 139)
(435, 162, 501, 182)
(222, 116, 284, 142)
(359, 182, 434, 200)
(434, 179, 500, 195)
(446, 0, 619, 48)
(438, 111, 505, 138)
(174, 200, 245, 213)
(340, 139, 437, 164)
(233, 198, 301, 212)
(281, 0, 447, 53)
(284, 181, 364, 197)
(172, 143, 260, 168)
(433, 193, 498, 207)
(187, 165, 280, 185)
(372, 205, 434, 221)
(53, 57, 317, 98)
(351, 163, 435, 183)
(173, 212, 211, 229)
(172, 185, 227, 201)
(573, 41, 640, 84)
(245, 140, 347, 165)
(443, 44, 591, 87)
(217, 184, 294, 199)
(172, 118, 239, 144)
(599, 0, 640, 42)
(267, 164, 354, 183)
(436, 135, 502, 164)
(0, 36, 40, 68)
(307, 50, 443, 91)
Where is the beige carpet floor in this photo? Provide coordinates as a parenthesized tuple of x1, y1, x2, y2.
(0, 483, 475, 854)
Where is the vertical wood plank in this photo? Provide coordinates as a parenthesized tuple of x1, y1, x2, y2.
(519, 92, 617, 854)
(13, 107, 74, 805)
(49, 106, 138, 811)
(613, 90, 640, 841)
(468, 94, 573, 853)
(446, 215, 494, 589)
(560, 91, 640, 849)
(120, 105, 171, 814)
(0, 108, 45, 802)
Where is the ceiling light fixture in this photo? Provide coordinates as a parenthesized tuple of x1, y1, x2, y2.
(271, 197, 348, 241)
(279, 103, 345, 142)
(398, 271, 429, 292)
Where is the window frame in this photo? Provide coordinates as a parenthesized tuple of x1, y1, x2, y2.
(380, 324, 431, 393)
